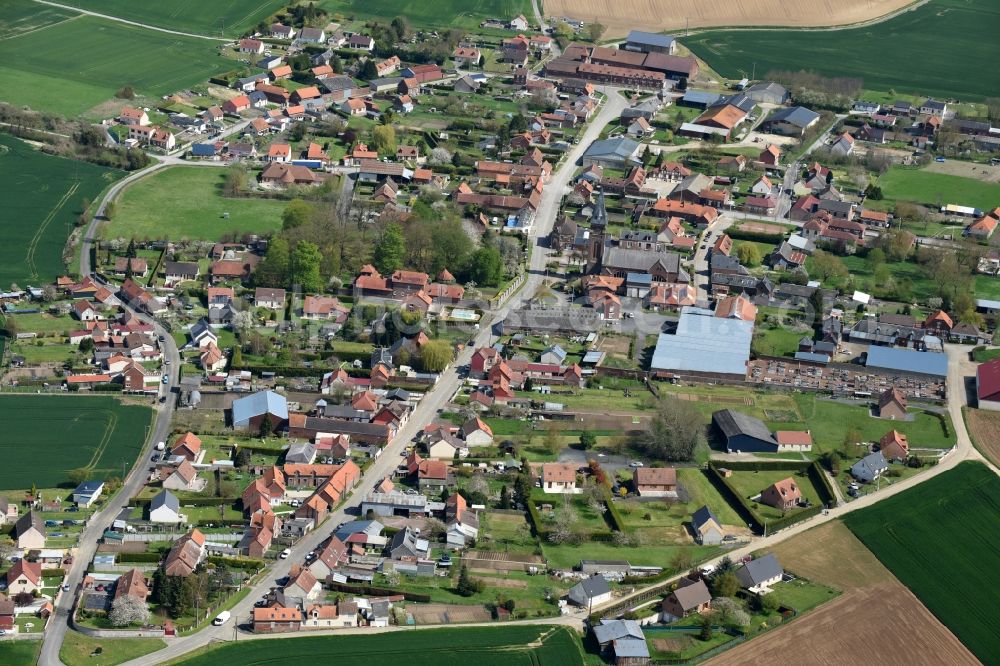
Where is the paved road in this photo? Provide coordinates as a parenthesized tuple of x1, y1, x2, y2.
(32, 0, 230, 41)
(39, 117, 253, 666)
(38, 288, 181, 666)
(110, 86, 628, 666)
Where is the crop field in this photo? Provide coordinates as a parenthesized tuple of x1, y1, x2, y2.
(874, 165, 1000, 211)
(58, 0, 286, 37)
(320, 0, 531, 30)
(0, 8, 229, 116)
(0, 395, 153, 489)
(0, 0, 78, 39)
(176, 625, 584, 666)
(544, 0, 914, 38)
(843, 461, 1000, 663)
(107, 166, 287, 241)
(965, 408, 1000, 468)
(706, 521, 979, 666)
(0, 134, 122, 286)
(685, 0, 1000, 100)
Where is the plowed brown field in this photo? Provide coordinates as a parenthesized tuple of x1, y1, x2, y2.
(705, 522, 978, 666)
(965, 407, 1000, 468)
(545, 0, 918, 38)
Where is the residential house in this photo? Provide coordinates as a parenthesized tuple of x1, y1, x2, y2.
(460, 417, 493, 447)
(162, 460, 202, 492)
(253, 606, 303, 633)
(13, 511, 45, 549)
(540, 463, 578, 493)
(6, 559, 42, 595)
(633, 467, 677, 497)
(762, 106, 819, 136)
(149, 490, 183, 523)
(851, 451, 889, 483)
(735, 554, 783, 593)
(877, 387, 908, 420)
(760, 477, 801, 511)
(691, 506, 724, 545)
(878, 430, 910, 462)
(567, 574, 612, 608)
(114, 568, 150, 603)
(255, 287, 286, 309)
(830, 132, 856, 156)
(171, 432, 203, 463)
(73, 481, 104, 508)
(118, 106, 149, 126)
(661, 578, 712, 621)
(163, 531, 205, 578)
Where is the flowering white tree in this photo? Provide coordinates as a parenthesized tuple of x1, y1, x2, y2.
(108, 595, 150, 627)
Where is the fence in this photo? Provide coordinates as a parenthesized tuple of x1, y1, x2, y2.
(490, 273, 525, 308)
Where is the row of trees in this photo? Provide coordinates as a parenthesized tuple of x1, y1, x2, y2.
(149, 564, 236, 620)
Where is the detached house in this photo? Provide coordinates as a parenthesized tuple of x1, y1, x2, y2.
(540, 463, 578, 493)
(633, 467, 677, 497)
(661, 578, 712, 622)
(6, 559, 42, 595)
(760, 477, 801, 511)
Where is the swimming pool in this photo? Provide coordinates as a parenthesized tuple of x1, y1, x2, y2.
(448, 308, 480, 321)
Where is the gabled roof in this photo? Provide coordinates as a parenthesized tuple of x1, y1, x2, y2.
(671, 578, 712, 610)
(691, 505, 720, 530)
(713, 409, 775, 445)
(736, 554, 783, 587)
(568, 574, 611, 605)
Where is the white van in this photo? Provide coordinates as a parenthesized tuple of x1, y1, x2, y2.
(212, 611, 231, 626)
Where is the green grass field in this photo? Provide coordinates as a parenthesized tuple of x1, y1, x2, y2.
(60, 632, 166, 666)
(175, 625, 584, 666)
(0, 134, 123, 286)
(0, 6, 230, 116)
(320, 0, 531, 30)
(0, 640, 41, 666)
(844, 461, 1000, 663)
(58, 0, 286, 37)
(107, 166, 287, 241)
(0, 395, 153, 489)
(0, 0, 78, 39)
(875, 166, 1000, 211)
(684, 0, 1000, 100)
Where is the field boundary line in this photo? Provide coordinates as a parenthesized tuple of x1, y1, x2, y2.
(0, 13, 81, 41)
(25, 180, 79, 279)
(30, 0, 230, 41)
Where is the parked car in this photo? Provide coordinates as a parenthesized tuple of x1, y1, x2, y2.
(279, 548, 291, 559)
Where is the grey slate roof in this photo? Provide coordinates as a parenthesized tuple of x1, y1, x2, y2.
(613, 639, 650, 659)
(691, 505, 719, 530)
(713, 409, 776, 445)
(567, 574, 611, 605)
(583, 137, 641, 162)
(150, 490, 179, 514)
(767, 106, 820, 129)
(736, 553, 783, 588)
(851, 451, 888, 479)
(14, 510, 45, 538)
(593, 618, 644, 644)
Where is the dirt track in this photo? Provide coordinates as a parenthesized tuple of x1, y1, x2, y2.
(544, 0, 919, 38)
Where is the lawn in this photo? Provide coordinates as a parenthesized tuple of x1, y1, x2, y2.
(0, 134, 123, 285)
(58, 0, 286, 37)
(59, 632, 166, 666)
(844, 461, 1000, 664)
(173, 625, 584, 666)
(0, 640, 41, 666)
(543, 539, 720, 570)
(0, 395, 153, 489)
(875, 166, 1000, 211)
(684, 0, 1000, 101)
(752, 325, 806, 358)
(773, 394, 955, 453)
(107, 166, 287, 241)
(805, 254, 939, 304)
(0, 8, 231, 116)
(724, 468, 825, 521)
(320, 0, 532, 31)
(383, 568, 569, 615)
